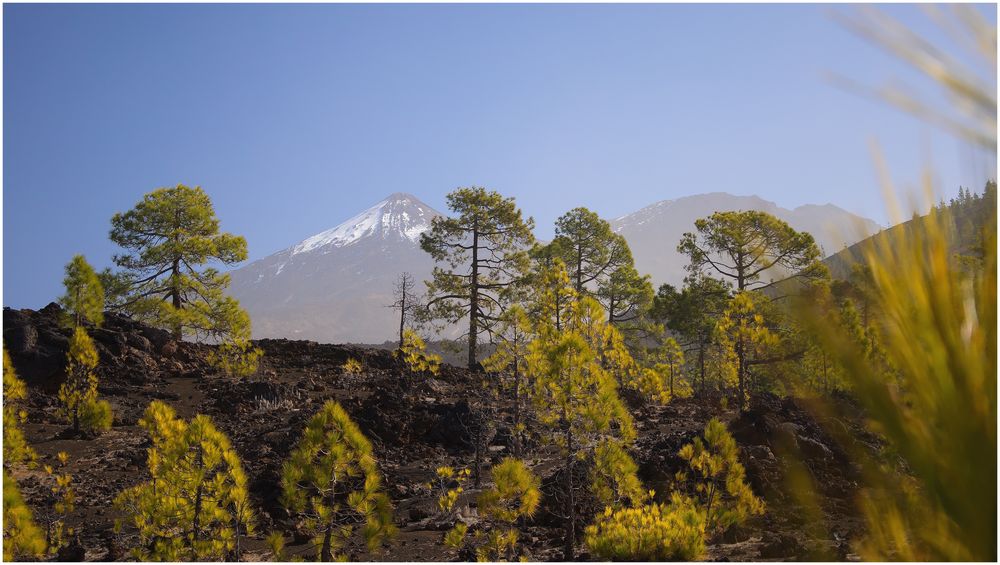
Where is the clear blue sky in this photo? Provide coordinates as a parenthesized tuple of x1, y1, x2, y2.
(3, 3, 995, 308)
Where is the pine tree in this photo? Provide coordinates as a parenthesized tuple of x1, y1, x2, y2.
(105, 185, 253, 345)
(114, 401, 254, 560)
(39, 451, 75, 555)
(396, 329, 441, 376)
(420, 187, 535, 371)
(3, 348, 36, 468)
(58, 254, 105, 328)
(59, 327, 112, 434)
(526, 262, 640, 559)
(281, 401, 396, 561)
(206, 338, 263, 379)
(57, 255, 114, 434)
(3, 470, 47, 560)
(678, 211, 826, 408)
(650, 274, 729, 392)
(678, 210, 827, 294)
(547, 208, 652, 331)
(715, 291, 778, 410)
(473, 458, 541, 561)
(658, 337, 686, 399)
(676, 418, 764, 535)
(596, 264, 654, 332)
(632, 336, 688, 404)
(482, 305, 533, 457)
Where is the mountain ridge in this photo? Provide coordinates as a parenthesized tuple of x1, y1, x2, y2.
(611, 192, 880, 286)
(229, 191, 879, 343)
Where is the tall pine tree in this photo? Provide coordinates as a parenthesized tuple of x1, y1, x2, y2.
(106, 185, 251, 341)
(420, 187, 535, 370)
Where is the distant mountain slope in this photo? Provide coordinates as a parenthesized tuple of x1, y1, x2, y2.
(231, 191, 880, 344)
(823, 184, 995, 280)
(611, 193, 880, 286)
(228, 193, 442, 343)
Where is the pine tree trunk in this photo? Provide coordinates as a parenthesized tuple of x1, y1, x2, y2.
(576, 247, 583, 295)
(468, 225, 479, 372)
(699, 345, 706, 393)
(563, 425, 575, 561)
(320, 525, 334, 562)
(171, 257, 182, 340)
(512, 364, 522, 458)
(398, 299, 405, 350)
(192, 483, 203, 543)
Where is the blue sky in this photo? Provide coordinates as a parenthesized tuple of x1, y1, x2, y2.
(4, 3, 996, 308)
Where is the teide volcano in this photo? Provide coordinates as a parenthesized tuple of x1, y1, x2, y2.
(228, 193, 442, 344)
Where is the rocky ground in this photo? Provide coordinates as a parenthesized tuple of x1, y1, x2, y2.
(4, 304, 872, 561)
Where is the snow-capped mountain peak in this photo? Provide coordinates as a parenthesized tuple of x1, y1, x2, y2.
(291, 193, 439, 255)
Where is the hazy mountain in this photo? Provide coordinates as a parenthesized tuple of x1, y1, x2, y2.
(610, 192, 881, 287)
(230, 191, 880, 344)
(228, 193, 442, 344)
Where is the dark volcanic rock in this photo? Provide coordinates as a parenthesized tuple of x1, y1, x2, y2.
(3, 307, 873, 563)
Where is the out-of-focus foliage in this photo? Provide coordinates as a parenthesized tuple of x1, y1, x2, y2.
(114, 401, 254, 561)
(281, 401, 396, 561)
(833, 5, 996, 152)
(677, 418, 765, 535)
(585, 492, 707, 561)
(3, 348, 36, 467)
(3, 470, 47, 560)
(799, 200, 996, 560)
(804, 6, 997, 560)
(396, 329, 442, 376)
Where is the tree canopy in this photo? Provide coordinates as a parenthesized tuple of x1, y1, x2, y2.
(106, 184, 250, 342)
(420, 186, 535, 370)
(678, 210, 827, 293)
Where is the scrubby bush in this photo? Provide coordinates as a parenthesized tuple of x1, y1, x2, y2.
(207, 338, 263, 378)
(342, 357, 363, 374)
(585, 492, 706, 561)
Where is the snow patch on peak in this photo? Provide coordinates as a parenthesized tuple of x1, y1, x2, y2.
(291, 194, 437, 255)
